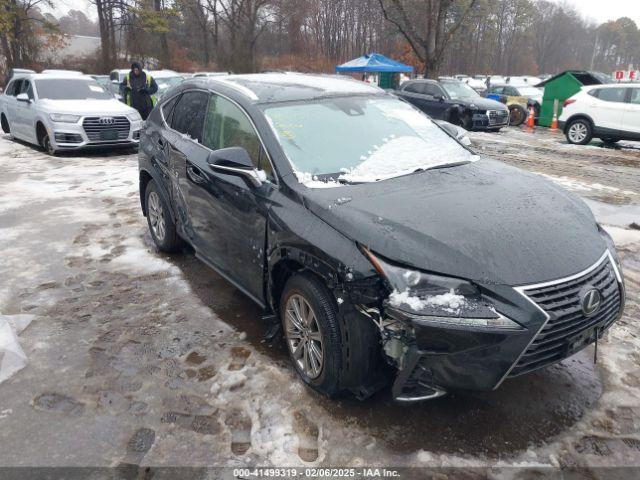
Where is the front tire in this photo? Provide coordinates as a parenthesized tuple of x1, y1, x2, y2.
(566, 118, 593, 145)
(280, 273, 342, 397)
(508, 104, 527, 126)
(0, 114, 10, 134)
(40, 132, 56, 155)
(145, 180, 182, 252)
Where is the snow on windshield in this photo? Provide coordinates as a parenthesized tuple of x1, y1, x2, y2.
(264, 96, 476, 187)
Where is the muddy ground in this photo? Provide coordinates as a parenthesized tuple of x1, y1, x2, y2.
(0, 128, 639, 477)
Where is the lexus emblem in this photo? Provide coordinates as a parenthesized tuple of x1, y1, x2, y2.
(98, 117, 115, 125)
(581, 288, 602, 316)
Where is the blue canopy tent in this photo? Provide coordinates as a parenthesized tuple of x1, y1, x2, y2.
(335, 53, 413, 89)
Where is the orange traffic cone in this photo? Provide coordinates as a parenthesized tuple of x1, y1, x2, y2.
(550, 112, 558, 132)
(526, 106, 535, 130)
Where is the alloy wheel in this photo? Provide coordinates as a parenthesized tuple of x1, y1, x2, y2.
(284, 293, 324, 379)
(147, 191, 166, 241)
(568, 122, 588, 143)
(43, 134, 55, 155)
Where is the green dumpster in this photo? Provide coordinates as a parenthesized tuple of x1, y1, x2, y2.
(536, 71, 607, 127)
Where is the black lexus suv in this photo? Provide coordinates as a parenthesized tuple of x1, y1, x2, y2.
(396, 78, 509, 131)
(138, 73, 625, 402)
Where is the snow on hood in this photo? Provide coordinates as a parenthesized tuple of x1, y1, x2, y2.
(338, 136, 478, 183)
(302, 158, 606, 285)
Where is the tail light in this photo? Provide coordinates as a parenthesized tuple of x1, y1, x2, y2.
(563, 99, 576, 108)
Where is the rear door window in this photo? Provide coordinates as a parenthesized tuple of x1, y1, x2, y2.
(9, 79, 23, 96)
(629, 89, 640, 105)
(170, 91, 209, 143)
(596, 88, 627, 103)
(4, 81, 16, 96)
(403, 83, 424, 94)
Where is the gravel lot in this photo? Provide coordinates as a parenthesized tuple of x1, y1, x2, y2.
(0, 128, 639, 476)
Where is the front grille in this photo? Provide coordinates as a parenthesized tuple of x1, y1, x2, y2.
(82, 116, 130, 142)
(488, 109, 509, 125)
(509, 255, 621, 377)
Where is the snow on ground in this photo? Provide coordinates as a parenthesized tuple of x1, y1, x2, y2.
(0, 314, 34, 383)
(0, 130, 639, 473)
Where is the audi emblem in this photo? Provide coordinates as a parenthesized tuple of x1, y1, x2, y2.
(98, 117, 115, 125)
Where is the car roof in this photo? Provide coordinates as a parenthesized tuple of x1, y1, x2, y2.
(10, 73, 96, 81)
(195, 72, 382, 103)
(406, 78, 438, 84)
(584, 83, 635, 89)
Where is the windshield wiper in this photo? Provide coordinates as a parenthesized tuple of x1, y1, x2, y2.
(422, 161, 471, 171)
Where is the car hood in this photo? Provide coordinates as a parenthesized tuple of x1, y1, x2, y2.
(39, 99, 134, 116)
(301, 159, 606, 286)
(461, 96, 507, 111)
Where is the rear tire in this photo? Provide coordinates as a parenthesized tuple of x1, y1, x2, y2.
(145, 180, 182, 252)
(280, 273, 343, 397)
(565, 118, 593, 145)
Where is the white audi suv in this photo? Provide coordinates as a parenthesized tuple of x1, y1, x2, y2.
(0, 72, 143, 155)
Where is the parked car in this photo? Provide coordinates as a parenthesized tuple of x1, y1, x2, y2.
(0, 72, 142, 154)
(3, 68, 35, 88)
(193, 72, 231, 78)
(560, 84, 640, 145)
(512, 76, 542, 86)
(109, 68, 130, 83)
(152, 73, 186, 100)
(397, 78, 509, 130)
(92, 75, 122, 101)
(41, 69, 83, 76)
(138, 73, 624, 402)
(486, 84, 543, 125)
(462, 77, 488, 95)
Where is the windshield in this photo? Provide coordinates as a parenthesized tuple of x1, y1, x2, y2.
(263, 96, 476, 186)
(440, 82, 479, 99)
(35, 79, 112, 100)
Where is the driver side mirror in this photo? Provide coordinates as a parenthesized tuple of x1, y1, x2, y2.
(434, 94, 445, 102)
(16, 93, 30, 103)
(207, 147, 266, 188)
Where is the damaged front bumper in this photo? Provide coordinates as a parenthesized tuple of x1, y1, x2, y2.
(382, 306, 533, 402)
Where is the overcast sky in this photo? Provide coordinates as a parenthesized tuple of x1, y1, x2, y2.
(550, 0, 640, 26)
(45, 0, 640, 27)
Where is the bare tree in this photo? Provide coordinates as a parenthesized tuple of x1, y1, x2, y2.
(378, 0, 477, 77)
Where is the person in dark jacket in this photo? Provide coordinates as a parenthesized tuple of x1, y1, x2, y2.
(121, 62, 158, 120)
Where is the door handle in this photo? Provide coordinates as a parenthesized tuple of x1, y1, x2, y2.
(186, 164, 206, 184)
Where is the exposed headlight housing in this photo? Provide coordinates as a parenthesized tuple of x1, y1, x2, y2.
(363, 248, 523, 330)
(49, 113, 80, 123)
(127, 111, 142, 122)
